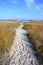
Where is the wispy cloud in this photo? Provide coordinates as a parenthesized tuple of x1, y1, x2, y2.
(34, 4, 43, 10)
(25, 0, 43, 10)
(25, 0, 35, 7)
(11, 0, 18, 4)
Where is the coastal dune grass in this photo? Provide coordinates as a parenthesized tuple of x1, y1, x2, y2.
(23, 21, 43, 57)
(0, 21, 20, 55)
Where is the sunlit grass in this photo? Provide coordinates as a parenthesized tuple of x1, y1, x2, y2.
(23, 21, 43, 57)
(0, 21, 20, 56)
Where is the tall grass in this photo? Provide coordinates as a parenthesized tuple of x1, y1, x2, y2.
(23, 22, 43, 57)
(0, 21, 20, 56)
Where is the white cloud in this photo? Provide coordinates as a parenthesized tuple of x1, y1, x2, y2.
(25, 0, 43, 10)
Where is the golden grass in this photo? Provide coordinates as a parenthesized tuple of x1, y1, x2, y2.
(0, 21, 20, 56)
(23, 21, 43, 56)
(0, 21, 20, 28)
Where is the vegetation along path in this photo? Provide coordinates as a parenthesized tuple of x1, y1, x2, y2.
(9, 24, 41, 65)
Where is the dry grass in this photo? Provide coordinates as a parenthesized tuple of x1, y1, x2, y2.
(23, 21, 43, 57)
(0, 21, 20, 56)
(0, 21, 20, 28)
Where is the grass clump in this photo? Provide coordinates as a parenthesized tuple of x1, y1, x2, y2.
(0, 24, 15, 55)
(0, 21, 20, 55)
(23, 21, 43, 57)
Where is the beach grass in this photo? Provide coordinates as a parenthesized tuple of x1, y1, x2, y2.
(23, 21, 43, 57)
(0, 21, 20, 55)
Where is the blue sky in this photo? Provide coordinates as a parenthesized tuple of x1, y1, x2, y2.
(0, 0, 43, 20)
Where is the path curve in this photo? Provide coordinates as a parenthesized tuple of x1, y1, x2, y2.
(9, 24, 40, 65)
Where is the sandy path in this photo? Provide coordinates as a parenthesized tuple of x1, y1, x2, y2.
(9, 24, 40, 65)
